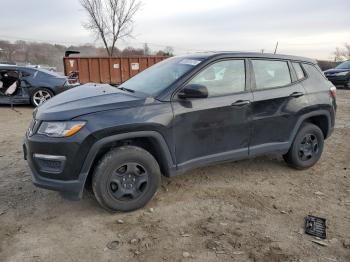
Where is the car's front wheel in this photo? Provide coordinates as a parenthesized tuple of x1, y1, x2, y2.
(283, 123, 324, 170)
(92, 146, 161, 212)
(346, 79, 350, 89)
(31, 88, 53, 107)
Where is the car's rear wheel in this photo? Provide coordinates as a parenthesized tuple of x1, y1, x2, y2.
(92, 146, 161, 212)
(346, 79, 350, 89)
(31, 88, 53, 107)
(283, 123, 324, 170)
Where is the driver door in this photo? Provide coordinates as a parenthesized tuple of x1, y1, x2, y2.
(171, 59, 253, 170)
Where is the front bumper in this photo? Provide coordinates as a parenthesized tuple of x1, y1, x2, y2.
(23, 124, 93, 200)
(23, 140, 85, 200)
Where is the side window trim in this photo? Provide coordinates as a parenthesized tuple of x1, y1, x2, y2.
(172, 58, 250, 100)
(249, 58, 294, 91)
(291, 61, 308, 82)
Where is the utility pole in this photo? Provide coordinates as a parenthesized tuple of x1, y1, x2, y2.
(274, 41, 279, 54)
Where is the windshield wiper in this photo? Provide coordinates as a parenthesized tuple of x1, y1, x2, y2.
(118, 86, 135, 93)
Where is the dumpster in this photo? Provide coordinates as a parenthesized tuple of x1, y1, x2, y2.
(63, 56, 168, 85)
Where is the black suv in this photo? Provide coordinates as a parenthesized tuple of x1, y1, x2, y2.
(23, 52, 336, 212)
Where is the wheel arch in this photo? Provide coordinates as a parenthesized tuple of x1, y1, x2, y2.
(289, 110, 332, 144)
(79, 131, 176, 193)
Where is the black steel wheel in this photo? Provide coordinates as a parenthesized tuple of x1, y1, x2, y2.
(92, 146, 161, 212)
(297, 134, 319, 161)
(107, 163, 149, 201)
(283, 123, 324, 170)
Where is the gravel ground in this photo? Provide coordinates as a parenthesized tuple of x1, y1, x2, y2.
(0, 90, 349, 262)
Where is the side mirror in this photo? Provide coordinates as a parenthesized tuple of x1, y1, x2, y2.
(178, 84, 208, 99)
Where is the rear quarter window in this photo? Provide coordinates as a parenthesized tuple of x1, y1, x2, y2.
(303, 64, 327, 82)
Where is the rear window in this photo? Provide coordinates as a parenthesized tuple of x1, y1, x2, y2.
(292, 62, 305, 80)
(252, 60, 292, 89)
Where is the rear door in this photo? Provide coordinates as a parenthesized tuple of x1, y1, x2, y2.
(171, 59, 253, 170)
(249, 59, 308, 155)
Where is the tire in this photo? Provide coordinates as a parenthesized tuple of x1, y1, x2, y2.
(283, 123, 324, 170)
(31, 88, 53, 107)
(346, 79, 350, 89)
(92, 146, 161, 212)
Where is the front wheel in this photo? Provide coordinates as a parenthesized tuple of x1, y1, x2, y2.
(31, 88, 53, 107)
(283, 123, 324, 170)
(92, 146, 161, 212)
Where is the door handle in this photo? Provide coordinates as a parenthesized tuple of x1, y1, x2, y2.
(289, 91, 304, 98)
(231, 100, 251, 107)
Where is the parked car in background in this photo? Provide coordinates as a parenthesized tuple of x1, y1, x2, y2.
(23, 52, 336, 212)
(324, 60, 350, 89)
(0, 61, 16, 65)
(26, 64, 57, 72)
(0, 65, 73, 106)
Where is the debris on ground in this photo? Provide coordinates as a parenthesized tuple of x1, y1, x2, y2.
(314, 191, 326, 196)
(182, 251, 190, 258)
(305, 215, 327, 239)
(342, 240, 350, 249)
(106, 240, 121, 250)
(311, 239, 328, 247)
(232, 251, 244, 255)
(117, 219, 124, 224)
(130, 238, 139, 244)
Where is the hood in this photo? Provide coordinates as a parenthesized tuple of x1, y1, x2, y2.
(324, 68, 350, 74)
(35, 83, 147, 121)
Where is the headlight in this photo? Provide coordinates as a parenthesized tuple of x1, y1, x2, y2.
(37, 121, 86, 137)
(334, 71, 349, 76)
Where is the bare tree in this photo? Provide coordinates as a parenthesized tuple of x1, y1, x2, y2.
(334, 43, 350, 62)
(80, 0, 141, 56)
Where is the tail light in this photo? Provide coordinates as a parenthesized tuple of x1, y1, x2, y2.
(330, 86, 336, 98)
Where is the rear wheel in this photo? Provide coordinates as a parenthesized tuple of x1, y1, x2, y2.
(283, 123, 324, 170)
(31, 88, 53, 107)
(346, 79, 350, 89)
(92, 146, 161, 212)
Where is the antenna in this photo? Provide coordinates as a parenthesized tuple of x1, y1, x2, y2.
(274, 41, 279, 54)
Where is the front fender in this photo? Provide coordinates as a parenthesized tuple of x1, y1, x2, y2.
(77, 131, 176, 197)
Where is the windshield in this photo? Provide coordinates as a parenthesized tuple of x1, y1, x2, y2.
(119, 56, 203, 96)
(335, 60, 350, 69)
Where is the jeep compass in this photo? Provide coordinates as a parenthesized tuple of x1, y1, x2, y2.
(23, 52, 337, 211)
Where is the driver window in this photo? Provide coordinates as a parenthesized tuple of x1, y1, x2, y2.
(188, 60, 246, 97)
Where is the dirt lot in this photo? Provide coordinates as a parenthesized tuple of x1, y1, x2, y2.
(0, 90, 349, 262)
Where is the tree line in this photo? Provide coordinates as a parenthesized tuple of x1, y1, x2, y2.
(0, 40, 173, 73)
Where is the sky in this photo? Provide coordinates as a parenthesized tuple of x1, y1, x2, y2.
(0, 0, 349, 60)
